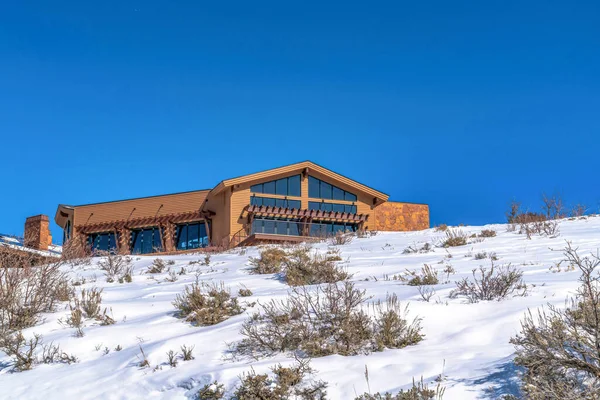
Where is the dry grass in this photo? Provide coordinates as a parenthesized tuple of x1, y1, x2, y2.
(451, 261, 527, 303)
(249, 248, 288, 274)
(441, 229, 468, 247)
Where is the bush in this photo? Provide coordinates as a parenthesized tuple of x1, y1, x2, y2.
(329, 231, 353, 246)
(198, 381, 225, 400)
(238, 286, 253, 297)
(403, 243, 433, 254)
(451, 261, 527, 303)
(402, 265, 439, 286)
(441, 230, 468, 247)
(147, 258, 166, 274)
(434, 224, 448, 232)
(284, 247, 348, 286)
(173, 281, 243, 326)
(355, 377, 445, 400)
(510, 243, 600, 398)
(233, 359, 327, 400)
(249, 248, 288, 274)
(479, 229, 496, 238)
(0, 332, 77, 372)
(237, 281, 422, 358)
(97, 251, 132, 282)
(0, 260, 67, 332)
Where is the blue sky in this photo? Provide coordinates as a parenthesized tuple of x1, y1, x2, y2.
(1, 1, 599, 242)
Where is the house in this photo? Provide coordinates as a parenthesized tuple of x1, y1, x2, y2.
(54, 161, 429, 254)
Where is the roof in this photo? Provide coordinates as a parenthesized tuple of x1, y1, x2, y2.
(210, 161, 389, 201)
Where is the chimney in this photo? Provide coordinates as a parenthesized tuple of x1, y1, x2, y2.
(24, 214, 52, 251)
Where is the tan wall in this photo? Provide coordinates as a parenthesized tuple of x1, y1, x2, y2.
(374, 201, 429, 231)
(24, 214, 52, 250)
(72, 190, 209, 230)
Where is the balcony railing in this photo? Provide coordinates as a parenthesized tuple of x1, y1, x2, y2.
(250, 218, 357, 238)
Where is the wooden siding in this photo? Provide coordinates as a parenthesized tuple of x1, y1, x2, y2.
(72, 190, 209, 231)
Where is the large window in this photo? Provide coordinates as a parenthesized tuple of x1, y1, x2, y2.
(251, 217, 301, 236)
(176, 222, 209, 250)
(251, 196, 301, 209)
(131, 227, 163, 254)
(309, 221, 358, 237)
(63, 220, 72, 243)
(251, 175, 301, 197)
(308, 201, 357, 214)
(308, 176, 357, 202)
(88, 232, 118, 253)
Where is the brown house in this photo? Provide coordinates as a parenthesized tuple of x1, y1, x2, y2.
(54, 161, 429, 255)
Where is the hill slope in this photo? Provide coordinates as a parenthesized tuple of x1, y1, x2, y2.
(2, 217, 599, 399)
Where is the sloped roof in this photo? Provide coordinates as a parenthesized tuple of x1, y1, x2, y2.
(210, 161, 389, 201)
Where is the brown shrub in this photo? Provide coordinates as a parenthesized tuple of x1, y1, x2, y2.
(329, 231, 353, 246)
(510, 243, 600, 398)
(434, 224, 448, 232)
(451, 261, 527, 303)
(401, 265, 439, 286)
(97, 251, 133, 282)
(233, 359, 327, 400)
(284, 247, 348, 286)
(147, 258, 166, 274)
(479, 229, 497, 238)
(355, 376, 445, 400)
(249, 248, 288, 274)
(238, 282, 422, 359)
(0, 260, 67, 332)
(173, 281, 242, 326)
(442, 230, 468, 247)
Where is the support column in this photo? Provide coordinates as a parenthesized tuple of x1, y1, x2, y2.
(118, 228, 131, 255)
(163, 222, 176, 252)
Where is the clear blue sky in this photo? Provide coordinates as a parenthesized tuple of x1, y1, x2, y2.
(1, 1, 599, 242)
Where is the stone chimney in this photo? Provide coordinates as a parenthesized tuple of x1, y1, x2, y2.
(24, 214, 52, 251)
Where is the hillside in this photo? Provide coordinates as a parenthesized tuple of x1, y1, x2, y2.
(1, 216, 599, 399)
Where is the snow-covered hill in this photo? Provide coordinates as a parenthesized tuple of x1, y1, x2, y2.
(0, 234, 62, 257)
(2, 216, 600, 399)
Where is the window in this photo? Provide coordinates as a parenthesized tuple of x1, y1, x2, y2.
(87, 232, 118, 253)
(251, 217, 303, 236)
(63, 220, 72, 243)
(251, 175, 301, 197)
(308, 201, 357, 214)
(308, 176, 357, 202)
(176, 221, 209, 250)
(251, 196, 301, 209)
(309, 220, 358, 237)
(131, 227, 163, 254)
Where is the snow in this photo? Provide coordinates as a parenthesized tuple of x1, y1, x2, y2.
(0, 234, 62, 257)
(2, 216, 599, 399)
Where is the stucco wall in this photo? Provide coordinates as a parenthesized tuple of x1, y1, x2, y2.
(374, 201, 429, 231)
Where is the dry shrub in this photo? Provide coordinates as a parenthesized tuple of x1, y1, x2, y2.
(511, 243, 600, 398)
(0, 260, 68, 332)
(542, 193, 566, 220)
(329, 231, 353, 246)
(237, 281, 422, 358)
(234, 359, 327, 400)
(401, 265, 439, 286)
(198, 381, 225, 399)
(434, 224, 448, 232)
(147, 258, 166, 274)
(451, 261, 527, 303)
(60, 237, 92, 265)
(373, 294, 423, 350)
(479, 229, 496, 238)
(97, 251, 132, 282)
(249, 247, 288, 274)
(0, 332, 77, 372)
(238, 286, 253, 297)
(570, 204, 587, 217)
(519, 220, 560, 239)
(355, 376, 445, 400)
(181, 344, 194, 361)
(442, 230, 468, 247)
(403, 243, 433, 254)
(284, 247, 348, 286)
(173, 281, 242, 326)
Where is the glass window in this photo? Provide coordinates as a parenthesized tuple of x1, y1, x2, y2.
(345, 205, 357, 214)
(275, 198, 286, 207)
(288, 200, 301, 209)
(263, 180, 276, 194)
(333, 186, 345, 201)
(275, 178, 287, 195)
(250, 183, 263, 193)
(131, 227, 162, 254)
(308, 176, 357, 202)
(345, 192, 357, 202)
(288, 175, 301, 197)
(88, 232, 118, 253)
(308, 176, 320, 198)
(308, 201, 320, 210)
(263, 197, 276, 207)
(332, 203, 345, 213)
(176, 222, 208, 250)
